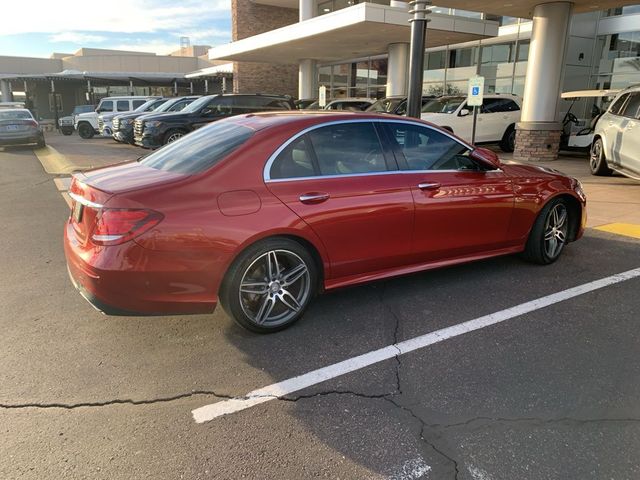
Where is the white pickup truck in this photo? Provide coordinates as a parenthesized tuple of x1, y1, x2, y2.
(75, 96, 156, 139)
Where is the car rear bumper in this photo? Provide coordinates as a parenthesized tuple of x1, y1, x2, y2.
(0, 132, 42, 145)
(64, 222, 217, 316)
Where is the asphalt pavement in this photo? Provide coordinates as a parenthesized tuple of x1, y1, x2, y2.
(1, 140, 640, 480)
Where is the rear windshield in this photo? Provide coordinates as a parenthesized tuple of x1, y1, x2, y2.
(139, 122, 254, 174)
(0, 110, 33, 121)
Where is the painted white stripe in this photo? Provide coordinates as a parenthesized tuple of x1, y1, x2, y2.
(193, 267, 640, 423)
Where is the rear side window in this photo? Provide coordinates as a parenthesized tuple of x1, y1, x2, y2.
(117, 100, 129, 111)
(269, 122, 388, 179)
(621, 93, 640, 119)
(384, 123, 473, 171)
(482, 98, 520, 113)
(140, 122, 254, 174)
(133, 100, 147, 109)
(310, 123, 387, 176)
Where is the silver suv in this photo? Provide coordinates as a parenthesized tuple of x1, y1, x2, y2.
(590, 85, 640, 180)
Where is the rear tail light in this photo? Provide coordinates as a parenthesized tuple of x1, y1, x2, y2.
(91, 209, 163, 245)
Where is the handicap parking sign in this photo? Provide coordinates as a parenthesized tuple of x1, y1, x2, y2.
(467, 76, 484, 106)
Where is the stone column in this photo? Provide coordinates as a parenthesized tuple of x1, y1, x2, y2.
(1, 79, 13, 102)
(514, 2, 573, 161)
(387, 43, 410, 97)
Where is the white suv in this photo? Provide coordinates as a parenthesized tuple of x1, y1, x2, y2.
(75, 96, 155, 139)
(421, 94, 522, 152)
(590, 85, 640, 180)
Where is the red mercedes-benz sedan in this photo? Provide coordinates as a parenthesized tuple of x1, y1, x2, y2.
(64, 112, 586, 332)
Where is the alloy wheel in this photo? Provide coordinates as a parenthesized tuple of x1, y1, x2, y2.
(543, 203, 568, 259)
(590, 141, 601, 171)
(166, 132, 184, 143)
(238, 249, 311, 327)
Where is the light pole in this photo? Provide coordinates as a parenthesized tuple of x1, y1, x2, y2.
(406, 0, 431, 118)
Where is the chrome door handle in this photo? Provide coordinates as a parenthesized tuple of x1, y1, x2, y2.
(418, 182, 441, 190)
(299, 192, 330, 204)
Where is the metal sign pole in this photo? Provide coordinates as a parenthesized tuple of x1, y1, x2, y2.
(406, 0, 431, 118)
(471, 106, 478, 144)
(467, 75, 484, 145)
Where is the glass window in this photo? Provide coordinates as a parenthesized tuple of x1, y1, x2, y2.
(98, 100, 113, 112)
(270, 137, 315, 179)
(621, 93, 640, 118)
(422, 97, 465, 114)
(140, 122, 254, 174)
(117, 100, 130, 111)
(132, 100, 147, 109)
(482, 98, 520, 113)
(605, 5, 640, 16)
(610, 94, 629, 115)
(308, 123, 387, 175)
(384, 123, 473, 171)
(516, 41, 530, 62)
(449, 47, 477, 68)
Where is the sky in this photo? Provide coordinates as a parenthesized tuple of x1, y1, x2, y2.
(0, 0, 231, 58)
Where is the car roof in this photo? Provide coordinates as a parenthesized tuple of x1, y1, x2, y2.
(0, 108, 32, 113)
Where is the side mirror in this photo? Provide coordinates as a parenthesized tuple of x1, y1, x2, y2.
(459, 108, 471, 117)
(470, 147, 501, 170)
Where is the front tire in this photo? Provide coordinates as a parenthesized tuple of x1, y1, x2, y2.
(499, 125, 516, 152)
(220, 238, 318, 333)
(590, 138, 612, 176)
(78, 122, 94, 139)
(61, 128, 73, 136)
(522, 198, 570, 265)
(164, 129, 185, 145)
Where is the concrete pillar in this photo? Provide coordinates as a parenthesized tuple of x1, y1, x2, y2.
(514, 2, 573, 161)
(299, 59, 317, 100)
(1, 79, 13, 102)
(386, 43, 410, 97)
(300, 0, 314, 21)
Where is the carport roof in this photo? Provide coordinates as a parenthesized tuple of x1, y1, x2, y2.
(253, 0, 640, 19)
(208, 3, 498, 64)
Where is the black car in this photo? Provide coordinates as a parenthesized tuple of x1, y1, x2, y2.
(113, 96, 199, 144)
(366, 95, 435, 116)
(134, 94, 295, 148)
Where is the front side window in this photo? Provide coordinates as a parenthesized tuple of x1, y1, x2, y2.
(98, 100, 113, 112)
(621, 93, 640, 119)
(610, 94, 629, 115)
(422, 97, 464, 114)
(384, 123, 474, 171)
(140, 122, 254, 174)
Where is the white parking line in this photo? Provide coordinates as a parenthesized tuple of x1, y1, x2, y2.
(192, 267, 640, 424)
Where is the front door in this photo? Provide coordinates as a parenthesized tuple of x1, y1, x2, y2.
(265, 121, 415, 279)
(380, 121, 515, 262)
(618, 92, 640, 173)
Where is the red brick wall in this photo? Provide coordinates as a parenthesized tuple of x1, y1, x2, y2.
(514, 128, 562, 161)
(232, 0, 299, 98)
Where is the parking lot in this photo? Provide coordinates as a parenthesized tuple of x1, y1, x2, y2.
(2, 132, 640, 479)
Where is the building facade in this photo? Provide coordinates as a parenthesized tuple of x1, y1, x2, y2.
(211, 0, 640, 160)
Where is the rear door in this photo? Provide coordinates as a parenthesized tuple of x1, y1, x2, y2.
(380, 120, 515, 261)
(478, 98, 520, 142)
(265, 120, 415, 279)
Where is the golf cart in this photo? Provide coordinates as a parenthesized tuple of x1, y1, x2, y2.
(560, 89, 620, 150)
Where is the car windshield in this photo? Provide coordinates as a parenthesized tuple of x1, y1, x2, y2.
(0, 110, 33, 121)
(140, 121, 254, 174)
(366, 98, 404, 113)
(182, 95, 216, 113)
(73, 105, 94, 114)
(135, 99, 165, 112)
(422, 97, 464, 114)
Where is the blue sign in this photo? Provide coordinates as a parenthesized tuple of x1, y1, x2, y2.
(472, 86, 480, 96)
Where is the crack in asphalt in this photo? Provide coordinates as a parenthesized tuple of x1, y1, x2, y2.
(377, 282, 403, 396)
(0, 390, 235, 410)
(427, 415, 640, 430)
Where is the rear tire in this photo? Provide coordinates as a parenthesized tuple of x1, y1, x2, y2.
(220, 238, 318, 333)
(78, 122, 94, 139)
(522, 198, 570, 265)
(589, 138, 612, 176)
(499, 125, 516, 152)
(61, 128, 73, 136)
(36, 136, 46, 148)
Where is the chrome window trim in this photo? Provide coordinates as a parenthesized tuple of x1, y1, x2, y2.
(263, 118, 474, 182)
(68, 191, 103, 209)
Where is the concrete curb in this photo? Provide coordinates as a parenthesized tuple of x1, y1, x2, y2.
(33, 145, 78, 174)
